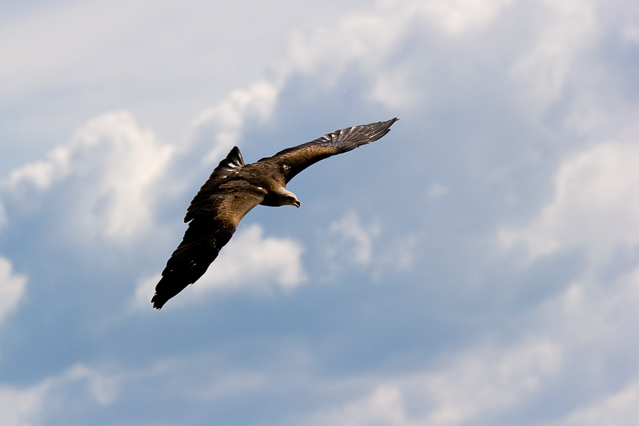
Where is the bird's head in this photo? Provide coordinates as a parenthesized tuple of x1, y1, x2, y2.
(277, 188, 301, 208)
(286, 195, 301, 208)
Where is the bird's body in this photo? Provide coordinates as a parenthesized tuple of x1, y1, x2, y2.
(152, 118, 398, 309)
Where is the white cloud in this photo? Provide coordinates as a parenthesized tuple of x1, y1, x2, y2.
(418, 0, 513, 36)
(189, 81, 279, 164)
(552, 264, 639, 353)
(3, 111, 173, 243)
(1, 0, 638, 424)
(369, 63, 419, 109)
(289, 261, 639, 425)
(133, 223, 306, 309)
(291, 254, 639, 425)
(286, 9, 402, 80)
(285, 1, 414, 109)
(325, 211, 420, 277)
(428, 183, 450, 199)
(0, 382, 47, 426)
(620, 21, 639, 45)
(306, 385, 412, 426)
(0, 257, 27, 326)
(0, 0, 280, 106)
(509, 0, 597, 112)
(418, 341, 562, 424)
(328, 211, 380, 268)
(487, 238, 639, 425)
(0, 363, 120, 426)
(378, 235, 420, 273)
(0, 0, 116, 100)
(556, 380, 639, 426)
(281, 0, 517, 110)
(5, 144, 71, 191)
(499, 141, 639, 263)
(294, 339, 561, 426)
(287, 0, 513, 75)
(528, 263, 639, 425)
(201, 223, 306, 291)
(65, 364, 120, 405)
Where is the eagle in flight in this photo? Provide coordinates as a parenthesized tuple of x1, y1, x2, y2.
(152, 118, 399, 309)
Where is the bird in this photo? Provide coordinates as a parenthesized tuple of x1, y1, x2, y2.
(151, 118, 399, 309)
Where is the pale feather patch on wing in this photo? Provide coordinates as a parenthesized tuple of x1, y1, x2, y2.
(213, 181, 267, 228)
(185, 146, 245, 223)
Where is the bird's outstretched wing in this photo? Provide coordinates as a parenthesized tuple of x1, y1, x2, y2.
(260, 118, 398, 183)
(152, 150, 266, 309)
(184, 146, 245, 223)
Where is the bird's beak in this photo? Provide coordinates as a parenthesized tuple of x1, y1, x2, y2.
(294, 199, 301, 208)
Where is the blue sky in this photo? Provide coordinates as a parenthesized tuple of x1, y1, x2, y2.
(1, 0, 639, 424)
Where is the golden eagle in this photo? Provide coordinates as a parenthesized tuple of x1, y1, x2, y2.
(152, 118, 398, 309)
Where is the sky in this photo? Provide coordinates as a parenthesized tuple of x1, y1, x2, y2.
(1, 0, 639, 424)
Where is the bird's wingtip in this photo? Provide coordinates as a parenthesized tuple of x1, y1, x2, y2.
(151, 295, 164, 310)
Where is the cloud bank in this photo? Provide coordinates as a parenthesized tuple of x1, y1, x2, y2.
(1, 0, 638, 425)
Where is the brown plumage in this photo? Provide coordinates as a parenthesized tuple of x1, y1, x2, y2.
(151, 118, 399, 309)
